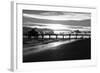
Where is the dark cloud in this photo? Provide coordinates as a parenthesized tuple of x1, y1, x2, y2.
(23, 10, 90, 16)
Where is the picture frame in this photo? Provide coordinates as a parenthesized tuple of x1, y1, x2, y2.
(11, 1, 97, 72)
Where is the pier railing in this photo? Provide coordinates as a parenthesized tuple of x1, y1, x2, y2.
(26, 33, 91, 39)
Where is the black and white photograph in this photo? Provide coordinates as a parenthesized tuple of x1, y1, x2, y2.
(23, 9, 91, 63)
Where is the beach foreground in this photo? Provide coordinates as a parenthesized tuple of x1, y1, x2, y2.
(23, 39, 91, 63)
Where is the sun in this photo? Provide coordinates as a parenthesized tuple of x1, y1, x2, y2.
(45, 24, 68, 30)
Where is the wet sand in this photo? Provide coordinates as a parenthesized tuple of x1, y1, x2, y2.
(23, 39, 91, 63)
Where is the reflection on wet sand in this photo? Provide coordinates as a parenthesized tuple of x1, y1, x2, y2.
(23, 39, 77, 56)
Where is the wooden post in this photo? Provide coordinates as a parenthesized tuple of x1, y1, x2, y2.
(82, 34, 83, 39)
(63, 35, 64, 39)
(69, 34, 70, 40)
(49, 34, 50, 39)
(56, 34, 57, 39)
(76, 34, 77, 39)
(41, 34, 44, 39)
(89, 35, 91, 38)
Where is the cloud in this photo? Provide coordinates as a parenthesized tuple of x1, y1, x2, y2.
(23, 12, 91, 21)
(23, 10, 91, 31)
(39, 12, 65, 16)
(23, 22, 91, 31)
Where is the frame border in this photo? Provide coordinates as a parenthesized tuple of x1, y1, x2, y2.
(11, 1, 97, 71)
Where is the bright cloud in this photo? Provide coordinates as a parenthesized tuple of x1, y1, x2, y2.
(24, 22, 90, 31)
(23, 13, 91, 21)
(23, 10, 91, 31)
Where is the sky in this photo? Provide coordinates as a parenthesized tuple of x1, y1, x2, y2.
(23, 10, 91, 32)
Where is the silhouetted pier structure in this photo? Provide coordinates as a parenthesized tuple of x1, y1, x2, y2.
(33, 33, 91, 40)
